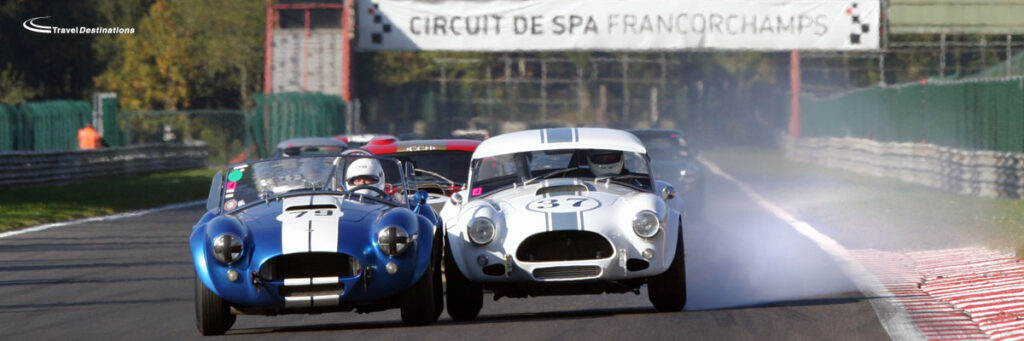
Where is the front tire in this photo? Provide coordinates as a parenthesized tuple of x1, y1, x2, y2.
(648, 219, 687, 312)
(444, 239, 483, 321)
(400, 233, 442, 326)
(195, 273, 235, 335)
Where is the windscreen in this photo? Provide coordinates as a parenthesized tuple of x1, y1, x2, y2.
(220, 155, 406, 212)
(469, 149, 651, 198)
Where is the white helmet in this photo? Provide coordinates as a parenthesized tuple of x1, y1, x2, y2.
(587, 150, 624, 177)
(346, 158, 385, 196)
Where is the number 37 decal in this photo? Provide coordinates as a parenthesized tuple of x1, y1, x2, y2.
(526, 197, 600, 213)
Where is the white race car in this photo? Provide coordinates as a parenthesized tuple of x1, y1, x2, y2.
(439, 127, 686, 320)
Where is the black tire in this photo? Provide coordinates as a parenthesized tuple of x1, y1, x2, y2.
(648, 219, 687, 312)
(443, 239, 483, 321)
(400, 233, 442, 326)
(432, 233, 445, 320)
(194, 273, 235, 336)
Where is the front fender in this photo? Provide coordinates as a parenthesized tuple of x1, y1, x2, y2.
(189, 227, 219, 296)
(376, 209, 436, 287)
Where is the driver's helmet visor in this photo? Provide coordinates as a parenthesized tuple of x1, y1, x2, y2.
(347, 175, 380, 186)
(589, 152, 622, 164)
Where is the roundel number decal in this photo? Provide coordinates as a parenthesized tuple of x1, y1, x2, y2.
(526, 197, 600, 213)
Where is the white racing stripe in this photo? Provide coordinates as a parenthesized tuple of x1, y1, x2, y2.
(0, 200, 204, 239)
(699, 157, 925, 341)
(278, 196, 342, 254)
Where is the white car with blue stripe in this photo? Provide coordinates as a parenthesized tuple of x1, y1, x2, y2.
(440, 127, 686, 320)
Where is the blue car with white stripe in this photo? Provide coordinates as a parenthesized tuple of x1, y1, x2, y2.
(190, 155, 442, 335)
(438, 128, 686, 321)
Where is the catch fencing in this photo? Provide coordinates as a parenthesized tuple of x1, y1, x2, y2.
(0, 143, 208, 188)
(781, 134, 1024, 198)
(0, 101, 94, 152)
(251, 92, 349, 158)
(801, 77, 1024, 153)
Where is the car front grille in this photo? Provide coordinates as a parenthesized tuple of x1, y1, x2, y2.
(259, 252, 360, 281)
(278, 283, 345, 297)
(516, 231, 614, 262)
(532, 265, 602, 280)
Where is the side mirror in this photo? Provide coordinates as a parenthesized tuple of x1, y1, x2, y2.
(451, 191, 465, 206)
(655, 180, 677, 201)
(413, 190, 429, 205)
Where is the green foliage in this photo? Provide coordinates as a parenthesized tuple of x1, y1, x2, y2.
(0, 63, 41, 105)
(95, 0, 192, 110)
(94, 0, 263, 110)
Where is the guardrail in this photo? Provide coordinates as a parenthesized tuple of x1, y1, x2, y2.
(780, 134, 1024, 199)
(0, 143, 208, 188)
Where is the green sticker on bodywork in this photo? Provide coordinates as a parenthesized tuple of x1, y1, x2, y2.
(227, 169, 244, 182)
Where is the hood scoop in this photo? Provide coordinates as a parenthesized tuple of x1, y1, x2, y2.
(282, 195, 340, 212)
(535, 178, 593, 197)
(285, 204, 338, 212)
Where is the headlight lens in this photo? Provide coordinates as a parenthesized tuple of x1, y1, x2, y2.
(468, 218, 496, 245)
(212, 233, 243, 265)
(632, 211, 660, 238)
(378, 226, 410, 256)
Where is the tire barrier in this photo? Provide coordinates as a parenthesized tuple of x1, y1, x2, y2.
(0, 143, 207, 188)
(780, 134, 1024, 198)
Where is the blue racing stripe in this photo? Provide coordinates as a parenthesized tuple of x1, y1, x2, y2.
(546, 128, 574, 143)
(550, 212, 578, 231)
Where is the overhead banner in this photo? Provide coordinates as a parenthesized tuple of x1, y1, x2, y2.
(356, 0, 879, 51)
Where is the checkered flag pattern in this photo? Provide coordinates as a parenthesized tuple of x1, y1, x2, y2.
(847, 2, 870, 45)
(368, 3, 392, 44)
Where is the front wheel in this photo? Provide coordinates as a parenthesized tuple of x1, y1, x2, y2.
(195, 273, 235, 335)
(647, 219, 687, 312)
(400, 233, 442, 326)
(444, 239, 483, 321)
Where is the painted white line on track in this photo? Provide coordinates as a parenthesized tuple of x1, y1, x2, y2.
(0, 200, 204, 239)
(699, 157, 925, 341)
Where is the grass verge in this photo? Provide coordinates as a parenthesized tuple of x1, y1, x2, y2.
(0, 168, 217, 232)
(703, 147, 1024, 256)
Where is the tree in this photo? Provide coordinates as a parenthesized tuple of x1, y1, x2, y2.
(95, 0, 191, 110)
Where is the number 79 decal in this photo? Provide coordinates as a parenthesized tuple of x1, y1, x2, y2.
(526, 197, 600, 213)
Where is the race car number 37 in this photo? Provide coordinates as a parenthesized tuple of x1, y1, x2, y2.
(526, 197, 600, 213)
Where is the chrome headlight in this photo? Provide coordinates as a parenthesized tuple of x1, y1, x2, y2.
(378, 226, 410, 256)
(467, 217, 495, 245)
(632, 211, 660, 238)
(212, 233, 243, 265)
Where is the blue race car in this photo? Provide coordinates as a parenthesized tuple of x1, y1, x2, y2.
(190, 155, 442, 335)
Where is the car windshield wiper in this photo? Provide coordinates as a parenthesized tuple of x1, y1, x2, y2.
(521, 167, 579, 187)
(413, 168, 456, 187)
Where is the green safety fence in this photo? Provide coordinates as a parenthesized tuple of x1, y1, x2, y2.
(0, 105, 12, 151)
(801, 78, 1024, 153)
(0, 99, 127, 152)
(100, 96, 123, 147)
(0, 100, 92, 152)
(251, 92, 347, 158)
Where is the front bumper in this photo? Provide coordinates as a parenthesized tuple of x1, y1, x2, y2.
(449, 227, 677, 283)
(199, 251, 421, 311)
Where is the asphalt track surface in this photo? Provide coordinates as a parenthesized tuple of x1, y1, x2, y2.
(0, 174, 891, 340)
